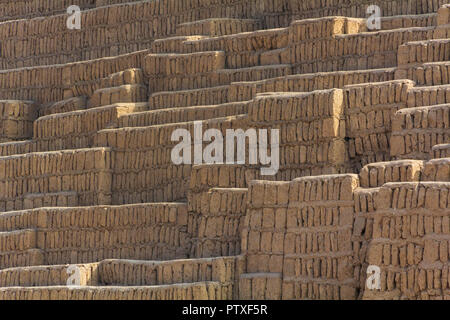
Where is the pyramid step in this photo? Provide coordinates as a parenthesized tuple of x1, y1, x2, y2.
(182, 28, 289, 69)
(228, 67, 396, 102)
(0, 263, 99, 287)
(0, 256, 238, 288)
(379, 13, 437, 31)
(145, 51, 226, 92)
(391, 103, 450, 160)
(398, 38, 450, 67)
(88, 84, 148, 109)
(0, 229, 37, 253)
(119, 102, 248, 127)
(0, 147, 112, 213)
(407, 84, 450, 107)
(0, 282, 229, 300)
(188, 187, 248, 258)
(98, 256, 237, 286)
(0, 249, 44, 270)
(359, 160, 424, 188)
(23, 192, 78, 210)
(360, 158, 450, 187)
(260, 48, 290, 66)
(176, 18, 261, 37)
(399, 61, 450, 86)
(150, 36, 208, 54)
(94, 115, 247, 203)
(217, 64, 292, 83)
(145, 51, 226, 76)
(39, 97, 87, 117)
(0, 100, 38, 142)
(422, 158, 450, 181)
(432, 143, 450, 158)
(0, 140, 37, 157)
(0, 203, 189, 266)
(103, 68, 145, 88)
(149, 86, 230, 110)
(33, 103, 148, 152)
(238, 273, 282, 300)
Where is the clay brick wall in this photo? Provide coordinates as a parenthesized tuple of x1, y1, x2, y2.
(0, 100, 37, 142)
(289, 23, 435, 75)
(354, 158, 449, 299)
(288, 0, 447, 21)
(32, 103, 144, 152)
(0, 148, 112, 212)
(98, 256, 237, 292)
(145, 51, 226, 92)
(247, 89, 349, 178)
(0, 0, 95, 22)
(0, 50, 149, 105)
(93, 88, 355, 204)
(0, 263, 99, 287)
(362, 181, 450, 300)
(433, 143, 450, 158)
(0, 141, 37, 157)
(0, 203, 189, 268)
(398, 61, 450, 86)
(39, 97, 87, 118)
(188, 165, 249, 258)
(241, 174, 360, 299)
(0, 282, 228, 300)
(229, 68, 396, 103)
(93, 115, 247, 204)
(390, 103, 450, 160)
(0, 0, 287, 70)
(344, 80, 415, 170)
(240, 157, 449, 300)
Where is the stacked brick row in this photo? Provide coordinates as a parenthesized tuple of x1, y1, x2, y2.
(0, 203, 188, 269)
(0, 148, 112, 212)
(363, 182, 450, 299)
(0, 263, 99, 287)
(0, 256, 238, 289)
(144, 51, 226, 92)
(344, 80, 415, 170)
(93, 116, 247, 204)
(398, 39, 450, 67)
(0, 282, 228, 300)
(119, 102, 248, 127)
(433, 143, 450, 158)
(288, 0, 447, 21)
(148, 86, 230, 110)
(247, 89, 349, 177)
(176, 18, 260, 37)
(288, 18, 436, 74)
(0, 100, 37, 142)
(391, 103, 450, 160)
(176, 28, 289, 69)
(241, 174, 360, 299)
(98, 256, 237, 289)
(0, 50, 149, 105)
(398, 62, 450, 86)
(0, 0, 292, 70)
(0, 0, 95, 22)
(188, 187, 247, 258)
(32, 105, 141, 152)
(228, 68, 396, 103)
(39, 97, 87, 117)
